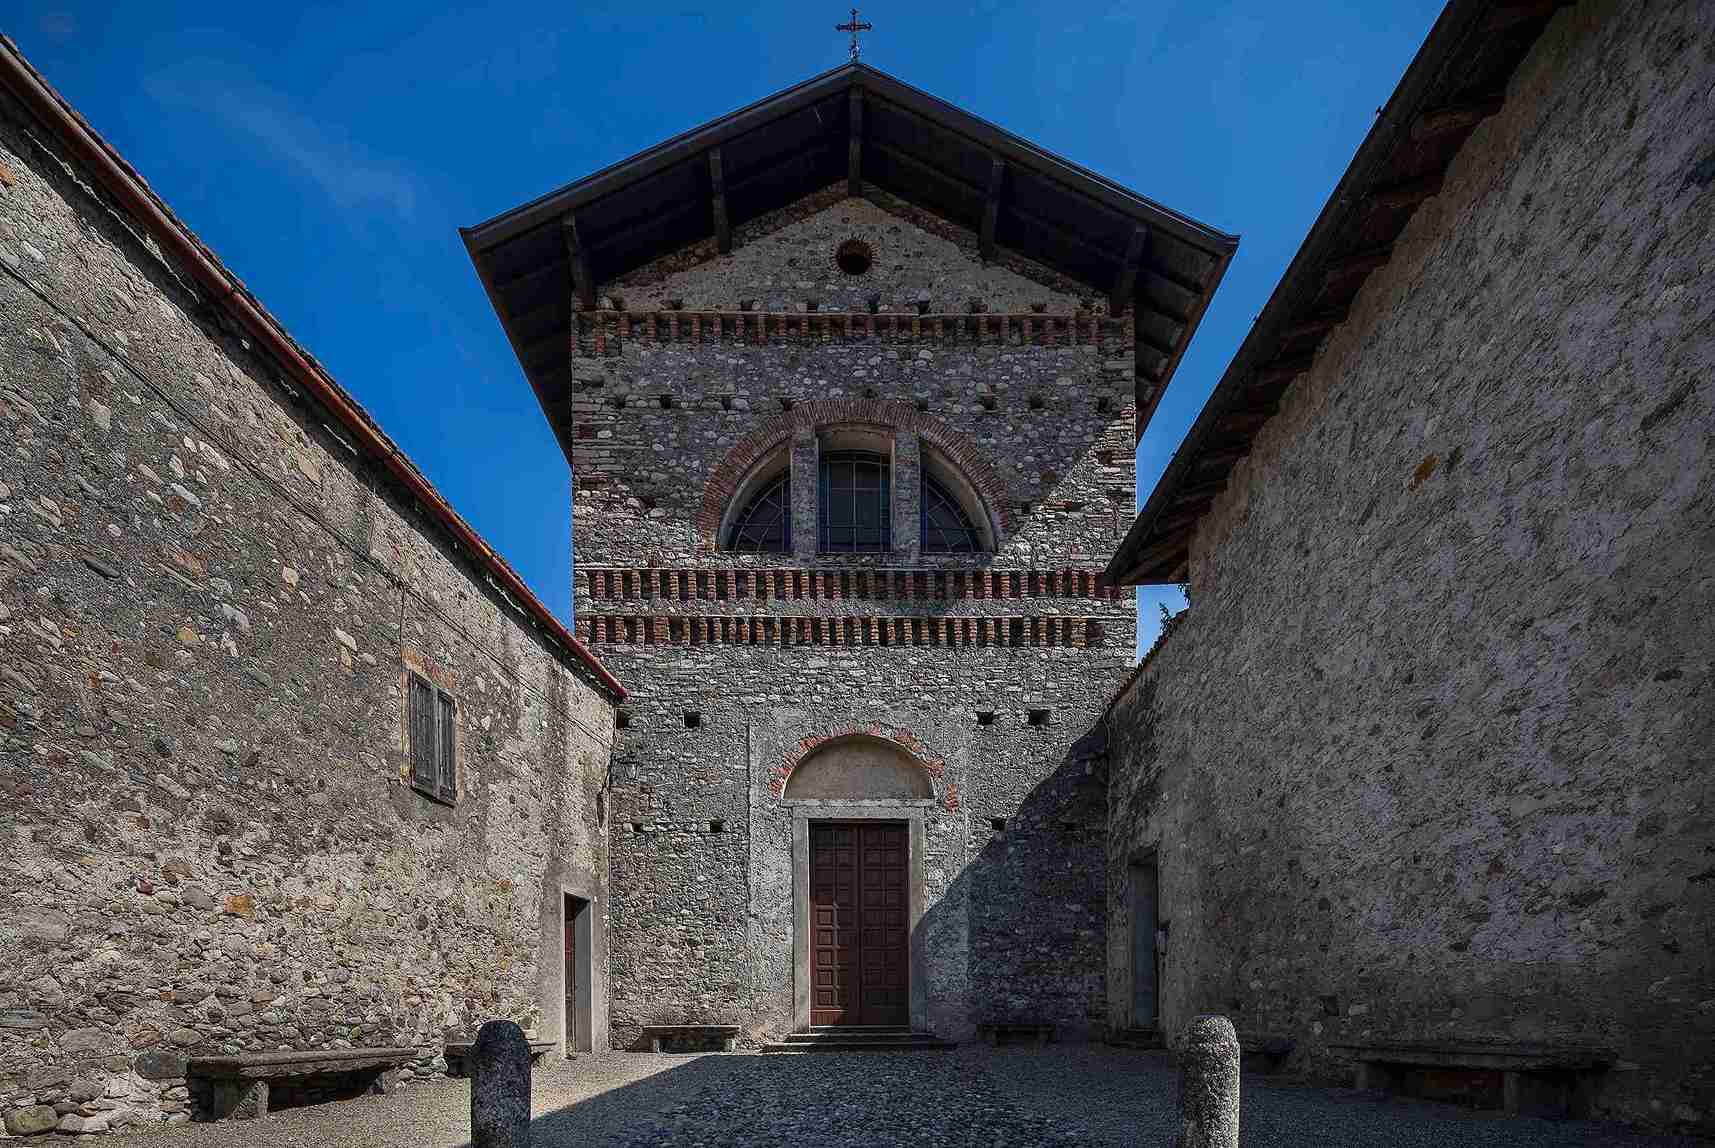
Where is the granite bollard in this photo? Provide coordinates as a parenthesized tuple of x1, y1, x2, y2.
(470, 1020, 531, 1148)
(1175, 1014, 1240, 1148)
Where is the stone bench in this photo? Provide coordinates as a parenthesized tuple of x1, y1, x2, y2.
(977, 1022, 1056, 1047)
(186, 1047, 417, 1121)
(1330, 1040, 1612, 1118)
(644, 1024, 741, 1053)
(444, 1039, 559, 1078)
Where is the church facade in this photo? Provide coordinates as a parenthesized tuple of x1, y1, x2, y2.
(3, 0, 1710, 1137)
(464, 66, 1235, 1045)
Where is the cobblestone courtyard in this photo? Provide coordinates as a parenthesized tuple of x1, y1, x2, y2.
(115, 1047, 1700, 1148)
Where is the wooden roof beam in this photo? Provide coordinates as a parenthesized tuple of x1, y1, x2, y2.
(561, 214, 597, 311)
(1194, 447, 1248, 472)
(847, 88, 863, 196)
(1280, 309, 1348, 343)
(1412, 92, 1506, 141)
(1109, 224, 1150, 316)
(1366, 172, 1445, 212)
(1484, 0, 1568, 32)
(979, 155, 1003, 262)
(1214, 409, 1274, 435)
(1124, 527, 1196, 574)
(709, 147, 731, 254)
(1254, 356, 1315, 388)
(1153, 506, 1211, 538)
(1324, 245, 1393, 283)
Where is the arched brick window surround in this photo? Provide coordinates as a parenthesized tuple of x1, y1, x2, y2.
(698, 400, 1012, 552)
(769, 723, 959, 813)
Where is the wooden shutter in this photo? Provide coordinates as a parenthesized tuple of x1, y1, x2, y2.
(408, 675, 436, 792)
(436, 691, 457, 801)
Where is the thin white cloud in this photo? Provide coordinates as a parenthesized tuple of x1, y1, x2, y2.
(144, 62, 421, 221)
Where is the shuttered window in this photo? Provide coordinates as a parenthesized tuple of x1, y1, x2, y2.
(437, 692, 457, 801)
(407, 672, 458, 804)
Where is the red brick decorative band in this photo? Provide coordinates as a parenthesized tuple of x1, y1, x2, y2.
(772, 722, 956, 811)
(696, 400, 1015, 550)
(579, 567, 1120, 602)
(574, 309, 1131, 357)
(577, 615, 1102, 649)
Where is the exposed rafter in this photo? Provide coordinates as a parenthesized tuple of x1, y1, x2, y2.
(1366, 172, 1445, 211)
(979, 156, 1003, 262)
(847, 87, 864, 195)
(1412, 92, 1506, 141)
(1324, 245, 1393, 282)
(1280, 310, 1348, 343)
(561, 214, 596, 311)
(1110, 224, 1150, 316)
(709, 147, 731, 254)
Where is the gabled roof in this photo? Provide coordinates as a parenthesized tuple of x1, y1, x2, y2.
(1105, 0, 1571, 586)
(462, 62, 1237, 458)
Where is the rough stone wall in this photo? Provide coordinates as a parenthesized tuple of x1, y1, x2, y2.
(601, 642, 1117, 1048)
(1106, 0, 1713, 1131)
(577, 196, 1137, 1046)
(609, 193, 1087, 315)
(567, 199, 1140, 569)
(0, 86, 615, 1130)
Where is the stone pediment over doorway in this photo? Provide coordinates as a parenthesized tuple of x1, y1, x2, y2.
(782, 734, 935, 803)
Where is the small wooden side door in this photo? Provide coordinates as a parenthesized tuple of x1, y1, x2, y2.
(564, 895, 578, 1041)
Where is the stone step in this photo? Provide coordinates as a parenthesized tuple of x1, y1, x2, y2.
(1107, 1027, 1166, 1050)
(762, 1030, 956, 1053)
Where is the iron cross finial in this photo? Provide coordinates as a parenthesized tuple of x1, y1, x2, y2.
(836, 7, 873, 62)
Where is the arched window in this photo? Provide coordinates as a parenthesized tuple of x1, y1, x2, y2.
(921, 471, 982, 553)
(819, 451, 891, 552)
(727, 473, 791, 552)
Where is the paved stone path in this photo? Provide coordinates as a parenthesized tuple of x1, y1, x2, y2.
(115, 1047, 1701, 1147)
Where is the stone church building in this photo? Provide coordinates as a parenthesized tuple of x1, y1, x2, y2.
(1, 0, 1710, 1137)
(462, 62, 1234, 1048)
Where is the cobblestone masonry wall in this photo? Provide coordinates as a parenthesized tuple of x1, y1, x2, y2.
(579, 198, 1139, 1046)
(567, 202, 1142, 569)
(0, 87, 615, 1131)
(1106, 1, 1713, 1131)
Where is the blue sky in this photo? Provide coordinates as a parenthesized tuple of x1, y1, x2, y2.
(9, 2, 1442, 650)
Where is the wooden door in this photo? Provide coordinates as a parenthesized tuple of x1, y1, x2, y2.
(810, 822, 909, 1026)
(857, 823, 908, 1025)
(1130, 861, 1158, 1028)
(563, 895, 578, 1041)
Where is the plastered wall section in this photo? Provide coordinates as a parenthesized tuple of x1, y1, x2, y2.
(1105, 1, 1713, 1131)
(0, 88, 615, 1129)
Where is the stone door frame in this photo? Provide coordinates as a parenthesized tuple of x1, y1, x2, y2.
(790, 803, 929, 1033)
(555, 880, 598, 1055)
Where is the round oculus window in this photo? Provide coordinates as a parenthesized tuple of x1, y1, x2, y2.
(835, 239, 874, 276)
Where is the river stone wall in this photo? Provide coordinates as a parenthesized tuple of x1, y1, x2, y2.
(1106, 1, 1714, 1132)
(0, 80, 616, 1132)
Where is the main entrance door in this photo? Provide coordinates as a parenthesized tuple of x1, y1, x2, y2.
(809, 821, 908, 1026)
